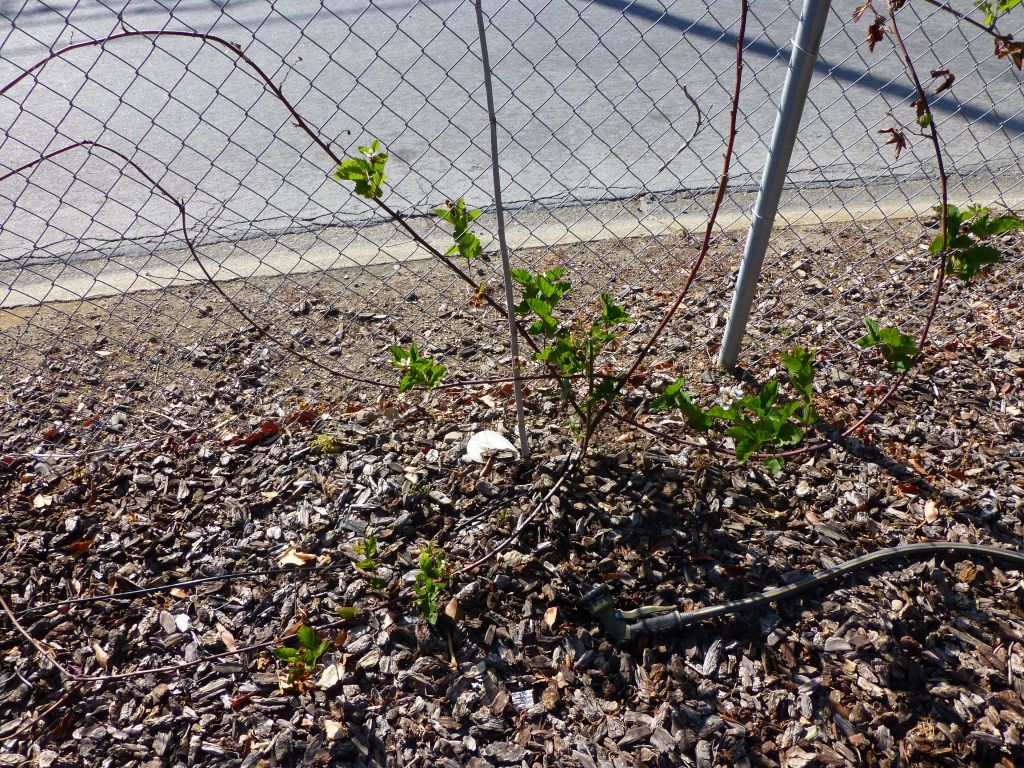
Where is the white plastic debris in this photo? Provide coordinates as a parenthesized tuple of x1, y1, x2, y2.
(464, 430, 518, 463)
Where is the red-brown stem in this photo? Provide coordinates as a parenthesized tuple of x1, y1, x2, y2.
(2, 29, 540, 350)
(888, 10, 949, 349)
(583, 0, 749, 444)
(922, 0, 1017, 44)
(464, 3, 750, 571)
(805, 4, 954, 446)
(0, 140, 397, 388)
(761, 6, 956, 461)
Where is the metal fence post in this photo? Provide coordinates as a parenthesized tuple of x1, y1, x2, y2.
(474, 0, 531, 459)
(718, 0, 832, 368)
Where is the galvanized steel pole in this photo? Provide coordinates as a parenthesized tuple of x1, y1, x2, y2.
(474, 0, 531, 459)
(718, 0, 832, 368)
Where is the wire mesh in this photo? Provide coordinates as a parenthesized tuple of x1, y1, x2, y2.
(0, 0, 1021, 460)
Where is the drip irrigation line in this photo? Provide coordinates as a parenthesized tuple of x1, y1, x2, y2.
(582, 541, 1024, 642)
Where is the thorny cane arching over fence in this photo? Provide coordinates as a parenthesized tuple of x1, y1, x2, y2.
(3, 7, 1022, 467)
(1, 1, 1023, 681)
(605, 1, 1024, 468)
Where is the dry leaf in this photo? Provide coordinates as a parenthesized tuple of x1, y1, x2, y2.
(216, 622, 237, 652)
(229, 420, 282, 447)
(278, 545, 316, 566)
(923, 500, 939, 524)
(33, 494, 53, 508)
(279, 617, 304, 639)
(64, 537, 94, 556)
(169, 587, 190, 599)
(444, 597, 464, 623)
(544, 606, 558, 629)
(878, 126, 907, 159)
(92, 642, 110, 670)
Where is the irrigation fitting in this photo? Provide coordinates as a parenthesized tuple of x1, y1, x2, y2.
(580, 542, 1024, 643)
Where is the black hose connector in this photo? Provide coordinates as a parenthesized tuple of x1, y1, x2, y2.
(629, 612, 684, 638)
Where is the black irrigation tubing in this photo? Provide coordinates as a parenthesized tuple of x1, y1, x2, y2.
(1, 28, 542, 354)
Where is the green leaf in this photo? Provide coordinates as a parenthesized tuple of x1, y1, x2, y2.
(296, 624, 319, 651)
(599, 294, 629, 326)
(730, 425, 763, 464)
(337, 606, 361, 620)
(978, 0, 1021, 22)
(354, 535, 377, 560)
(528, 314, 558, 338)
(931, 205, 1020, 281)
(776, 421, 804, 447)
(513, 269, 571, 322)
(390, 344, 445, 391)
(859, 316, 880, 343)
(946, 245, 1001, 280)
(763, 456, 785, 475)
(856, 318, 918, 372)
(780, 346, 816, 424)
(757, 381, 780, 413)
(334, 158, 365, 181)
(333, 142, 388, 199)
(510, 269, 531, 286)
(273, 647, 298, 661)
(587, 376, 620, 408)
(970, 213, 1024, 238)
(435, 198, 484, 260)
(706, 403, 738, 422)
(650, 379, 713, 431)
(419, 593, 439, 625)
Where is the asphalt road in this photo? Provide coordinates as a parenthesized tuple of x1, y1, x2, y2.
(0, 0, 1022, 270)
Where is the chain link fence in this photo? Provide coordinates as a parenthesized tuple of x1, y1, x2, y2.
(1, 0, 1022, 456)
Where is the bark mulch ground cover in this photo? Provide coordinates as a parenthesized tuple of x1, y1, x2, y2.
(1, 219, 1024, 767)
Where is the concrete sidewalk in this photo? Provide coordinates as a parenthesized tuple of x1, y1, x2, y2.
(3, 173, 1022, 310)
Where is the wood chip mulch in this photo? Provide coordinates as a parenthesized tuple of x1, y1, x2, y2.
(1, 220, 1023, 768)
